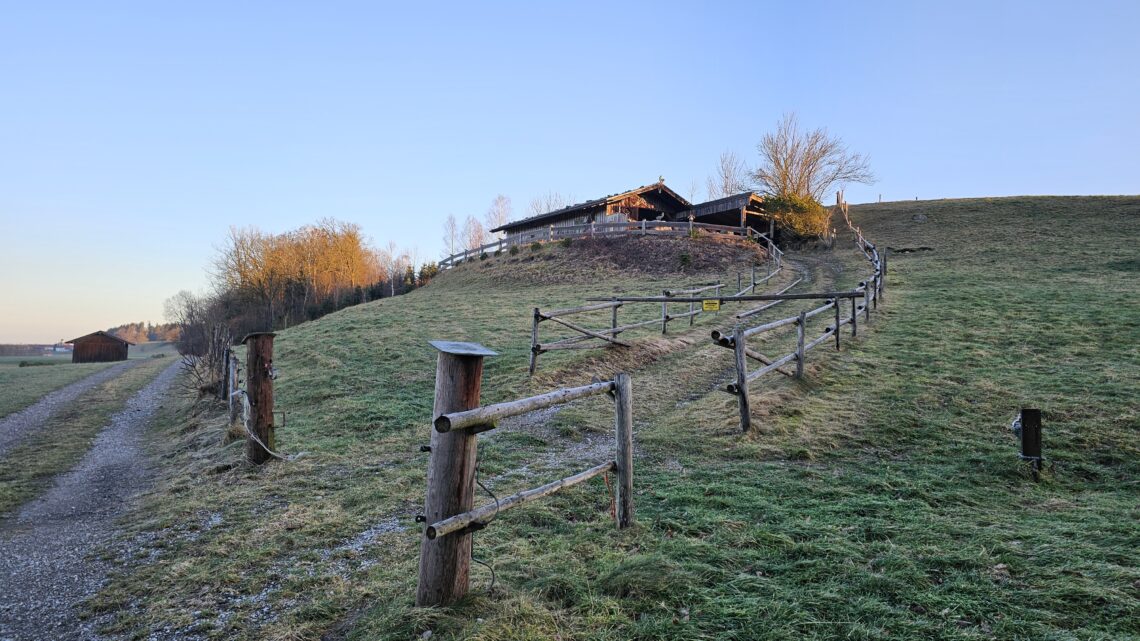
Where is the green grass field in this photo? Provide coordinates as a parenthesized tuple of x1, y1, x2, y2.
(0, 359, 117, 419)
(93, 197, 1139, 640)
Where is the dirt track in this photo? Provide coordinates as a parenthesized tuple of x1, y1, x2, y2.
(0, 361, 145, 459)
(0, 360, 180, 641)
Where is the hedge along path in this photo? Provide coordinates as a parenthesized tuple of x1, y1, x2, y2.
(0, 359, 146, 459)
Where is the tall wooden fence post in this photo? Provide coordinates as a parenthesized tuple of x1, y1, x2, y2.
(242, 332, 276, 465)
(417, 341, 498, 607)
(611, 301, 619, 336)
(661, 290, 669, 334)
(732, 326, 752, 432)
(613, 372, 634, 528)
(228, 352, 241, 428)
(221, 346, 231, 402)
(851, 297, 858, 337)
(795, 311, 806, 379)
(833, 299, 841, 350)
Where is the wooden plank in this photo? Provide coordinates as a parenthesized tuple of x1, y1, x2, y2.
(435, 380, 617, 432)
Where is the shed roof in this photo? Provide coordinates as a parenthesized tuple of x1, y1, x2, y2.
(690, 192, 765, 218)
(492, 181, 692, 233)
(66, 330, 134, 346)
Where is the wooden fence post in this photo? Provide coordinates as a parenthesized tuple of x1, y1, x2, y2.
(879, 255, 886, 301)
(864, 285, 871, 323)
(689, 298, 696, 326)
(714, 284, 722, 315)
(1020, 408, 1042, 479)
(528, 308, 540, 376)
(851, 297, 858, 337)
(221, 346, 231, 402)
(242, 332, 276, 465)
(611, 301, 619, 336)
(661, 290, 669, 334)
(833, 299, 841, 350)
(228, 352, 241, 428)
(795, 311, 806, 379)
(416, 341, 497, 607)
(751, 264, 757, 292)
(613, 372, 634, 528)
(732, 326, 752, 432)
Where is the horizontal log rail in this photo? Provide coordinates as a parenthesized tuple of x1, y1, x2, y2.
(587, 291, 864, 304)
(426, 461, 616, 539)
(436, 379, 616, 432)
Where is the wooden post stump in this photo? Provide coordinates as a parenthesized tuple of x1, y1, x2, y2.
(417, 340, 498, 607)
(242, 332, 276, 465)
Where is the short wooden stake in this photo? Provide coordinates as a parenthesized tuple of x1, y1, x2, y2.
(1020, 408, 1042, 479)
(795, 311, 806, 379)
(732, 326, 752, 432)
(613, 372, 634, 528)
(417, 341, 497, 607)
(242, 332, 276, 465)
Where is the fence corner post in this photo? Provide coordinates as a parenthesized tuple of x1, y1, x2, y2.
(417, 340, 498, 608)
(241, 332, 276, 465)
(613, 372, 634, 528)
(732, 326, 752, 432)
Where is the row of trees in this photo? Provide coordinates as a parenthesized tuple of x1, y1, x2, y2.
(167, 218, 437, 366)
(108, 322, 180, 344)
(440, 191, 577, 256)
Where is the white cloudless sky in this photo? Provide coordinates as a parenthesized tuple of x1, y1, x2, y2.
(1, 0, 1137, 342)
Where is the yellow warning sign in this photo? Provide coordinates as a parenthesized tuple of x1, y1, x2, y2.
(702, 299, 721, 312)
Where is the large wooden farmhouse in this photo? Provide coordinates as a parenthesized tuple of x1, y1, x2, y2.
(68, 330, 132, 363)
(491, 180, 773, 242)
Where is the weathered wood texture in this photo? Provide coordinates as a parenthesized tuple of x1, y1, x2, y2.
(436, 380, 616, 432)
(613, 372, 634, 527)
(732, 326, 752, 432)
(243, 333, 276, 465)
(416, 347, 487, 607)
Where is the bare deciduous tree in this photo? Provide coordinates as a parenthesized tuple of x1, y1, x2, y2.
(706, 150, 752, 200)
(753, 113, 874, 202)
(484, 194, 512, 237)
(462, 215, 486, 251)
(527, 191, 575, 217)
(442, 214, 459, 258)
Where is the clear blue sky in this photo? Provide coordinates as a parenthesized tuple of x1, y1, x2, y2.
(2, 1, 1137, 343)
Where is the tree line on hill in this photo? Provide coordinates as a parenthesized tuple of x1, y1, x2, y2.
(166, 218, 437, 375)
(107, 322, 180, 344)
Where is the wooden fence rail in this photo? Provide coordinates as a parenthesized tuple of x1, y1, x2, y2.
(714, 197, 886, 431)
(418, 341, 634, 606)
(440, 221, 783, 269)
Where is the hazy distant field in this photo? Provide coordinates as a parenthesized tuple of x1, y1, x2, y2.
(0, 360, 117, 419)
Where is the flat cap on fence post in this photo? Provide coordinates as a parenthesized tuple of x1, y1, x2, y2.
(416, 340, 497, 608)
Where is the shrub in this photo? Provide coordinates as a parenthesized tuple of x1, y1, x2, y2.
(509, 245, 520, 255)
(763, 193, 833, 239)
(494, 249, 502, 256)
(678, 252, 692, 269)
(559, 237, 573, 248)
(530, 242, 542, 253)
(479, 252, 489, 261)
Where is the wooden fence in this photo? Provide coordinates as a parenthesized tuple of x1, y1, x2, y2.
(710, 199, 885, 431)
(417, 340, 633, 607)
(527, 261, 786, 374)
(440, 220, 783, 269)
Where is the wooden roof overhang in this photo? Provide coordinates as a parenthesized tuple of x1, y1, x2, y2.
(66, 330, 135, 346)
(492, 181, 693, 233)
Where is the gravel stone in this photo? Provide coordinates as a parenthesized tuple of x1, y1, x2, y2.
(0, 360, 180, 641)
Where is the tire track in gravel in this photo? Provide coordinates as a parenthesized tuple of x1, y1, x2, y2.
(0, 360, 146, 460)
(0, 359, 180, 641)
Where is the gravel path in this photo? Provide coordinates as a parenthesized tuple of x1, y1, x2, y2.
(0, 360, 146, 459)
(0, 360, 181, 641)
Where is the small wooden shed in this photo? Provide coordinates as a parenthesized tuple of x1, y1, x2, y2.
(67, 331, 132, 363)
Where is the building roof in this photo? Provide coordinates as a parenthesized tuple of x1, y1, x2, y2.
(66, 330, 134, 346)
(690, 191, 766, 218)
(491, 181, 692, 233)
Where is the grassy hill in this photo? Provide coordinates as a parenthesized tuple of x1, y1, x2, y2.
(95, 197, 1139, 640)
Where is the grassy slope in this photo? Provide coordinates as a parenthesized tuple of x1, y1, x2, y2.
(0, 358, 172, 515)
(96, 201, 1139, 641)
(0, 360, 117, 419)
